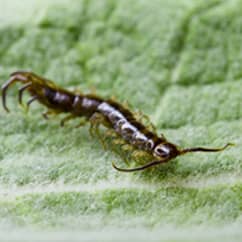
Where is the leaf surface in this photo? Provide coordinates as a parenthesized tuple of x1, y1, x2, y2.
(0, 0, 241, 241)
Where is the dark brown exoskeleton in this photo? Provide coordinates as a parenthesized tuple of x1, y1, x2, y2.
(1, 71, 233, 172)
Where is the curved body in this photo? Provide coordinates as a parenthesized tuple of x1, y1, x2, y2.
(1, 71, 232, 172)
(42, 83, 162, 153)
(45, 87, 164, 153)
(40, 78, 165, 154)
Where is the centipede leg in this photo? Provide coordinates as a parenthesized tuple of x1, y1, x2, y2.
(60, 114, 76, 127)
(131, 150, 150, 163)
(26, 95, 38, 111)
(112, 138, 126, 145)
(121, 144, 134, 152)
(42, 110, 56, 120)
(121, 144, 135, 164)
(103, 129, 134, 164)
(101, 130, 128, 164)
(42, 110, 52, 120)
(89, 112, 110, 150)
(42, 109, 61, 120)
(105, 129, 118, 138)
(93, 126, 107, 150)
(122, 100, 130, 109)
(75, 118, 87, 128)
(18, 83, 32, 105)
(103, 130, 127, 149)
(135, 110, 156, 132)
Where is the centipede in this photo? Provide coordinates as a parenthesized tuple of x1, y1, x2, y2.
(1, 71, 233, 172)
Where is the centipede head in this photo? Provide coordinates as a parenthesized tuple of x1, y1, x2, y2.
(152, 142, 180, 161)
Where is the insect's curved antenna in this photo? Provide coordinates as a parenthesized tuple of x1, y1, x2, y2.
(112, 160, 163, 172)
(180, 143, 234, 155)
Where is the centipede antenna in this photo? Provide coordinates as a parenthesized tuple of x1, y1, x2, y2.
(18, 83, 31, 105)
(112, 160, 162, 172)
(180, 143, 234, 155)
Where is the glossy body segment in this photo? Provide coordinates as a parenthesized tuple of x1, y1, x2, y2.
(1, 71, 233, 172)
(97, 101, 164, 153)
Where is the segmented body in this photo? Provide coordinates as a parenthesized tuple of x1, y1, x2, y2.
(1, 71, 232, 172)
(39, 80, 163, 154)
(44, 87, 103, 118)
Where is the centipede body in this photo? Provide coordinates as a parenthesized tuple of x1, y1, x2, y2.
(1, 71, 233, 172)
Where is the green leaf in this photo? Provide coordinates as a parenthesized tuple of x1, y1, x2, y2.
(0, 0, 241, 241)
